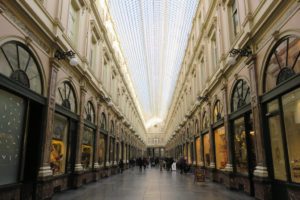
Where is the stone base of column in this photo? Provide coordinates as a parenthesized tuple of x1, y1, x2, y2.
(254, 165, 268, 178)
(74, 163, 83, 173)
(38, 165, 53, 179)
(93, 162, 100, 169)
(209, 162, 216, 169)
(113, 161, 117, 166)
(106, 161, 111, 167)
(199, 161, 204, 167)
(224, 163, 233, 172)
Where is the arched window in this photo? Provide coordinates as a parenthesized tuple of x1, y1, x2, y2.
(264, 36, 300, 93)
(111, 121, 114, 135)
(56, 81, 77, 112)
(100, 113, 106, 130)
(0, 41, 43, 94)
(213, 100, 223, 123)
(84, 101, 95, 123)
(231, 79, 250, 112)
(195, 120, 199, 134)
(202, 112, 209, 130)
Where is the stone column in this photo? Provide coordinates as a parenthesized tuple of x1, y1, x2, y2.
(74, 83, 86, 173)
(247, 55, 268, 177)
(222, 79, 233, 172)
(208, 102, 216, 169)
(93, 97, 102, 169)
(38, 62, 59, 178)
(105, 113, 111, 167)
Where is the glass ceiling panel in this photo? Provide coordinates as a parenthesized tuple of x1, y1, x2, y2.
(108, 0, 198, 124)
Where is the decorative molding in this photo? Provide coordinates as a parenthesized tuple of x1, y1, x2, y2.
(2, 4, 50, 53)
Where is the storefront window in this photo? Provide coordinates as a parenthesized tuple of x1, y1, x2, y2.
(214, 126, 227, 170)
(50, 114, 68, 175)
(233, 117, 248, 175)
(196, 137, 201, 166)
(0, 89, 25, 185)
(98, 134, 106, 166)
(203, 134, 210, 167)
(267, 100, 287, 181)
(282, 88, 300, 183)
(81, 126, 94, 170)
(187, 143, 191, 163)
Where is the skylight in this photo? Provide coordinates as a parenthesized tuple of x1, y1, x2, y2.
(108, 0, 198, 123)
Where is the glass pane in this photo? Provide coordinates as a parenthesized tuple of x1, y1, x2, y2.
(268, 110, 287, 181)
(282, 88, 300, 183)
(81, 126, 94, 170)
(248, 114, 257, 173)
(50, 114, 68, 175)
(0, 50, 13, 77)
(0, 89, 25, 185)
(203, 134, 210, 167)
(98, 134, 106, 166)
(196, 137, 201, 166)
(215, 126, 228, 170)
(2, 43, 18, 71)
(234, 117, 248, 175)
(18, 46, 29, 70)
(187, 143, 191, 164)
(26, 58, 42, 94)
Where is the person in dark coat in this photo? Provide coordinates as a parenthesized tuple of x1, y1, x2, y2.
(118, 159, 124, 173)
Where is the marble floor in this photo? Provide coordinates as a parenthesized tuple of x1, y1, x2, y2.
(52, 167, 254, 200)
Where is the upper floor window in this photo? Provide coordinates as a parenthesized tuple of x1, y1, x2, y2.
(100, 113, 107, 130)
(211, 34, 218, 70)
(67, 1, 80, 44)
(231, 0, 240, 36)
(0, 41, 43, 94)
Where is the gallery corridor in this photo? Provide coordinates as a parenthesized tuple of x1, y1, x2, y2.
(52, 168, 254, 200)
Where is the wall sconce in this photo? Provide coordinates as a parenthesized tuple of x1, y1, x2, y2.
(197, 95, 208, 102)
(54, 50, 78, 66)
(229, 46, 252, 57)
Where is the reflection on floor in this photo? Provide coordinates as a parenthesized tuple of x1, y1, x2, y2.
(53, 167, 254, 200)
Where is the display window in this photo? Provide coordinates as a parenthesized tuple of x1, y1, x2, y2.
(233, 117, 248, 175)
(196, 137, 201, 166)
(233, 115, 256, 175)
(98, 134, 106, 165)
(214, 126, 227, 170)
(187, 143, 191, 163)
(50, 114, 68, 175)
(203, 134, 210, 167)
(0, 89, 26, 185)
(81, 126, 94, 170)
(282, 88, 300, 183)
(267, 100, 287, 181)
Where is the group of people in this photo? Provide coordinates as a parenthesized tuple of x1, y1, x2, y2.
(117, 156, 191, 174)
(176, 157, 190, 174)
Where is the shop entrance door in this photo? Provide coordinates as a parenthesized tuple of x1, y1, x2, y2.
(21, 101, 44, 200)
(233, 112, 256, 196)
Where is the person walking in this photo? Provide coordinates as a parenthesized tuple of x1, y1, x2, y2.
(118, 159, 124, 173)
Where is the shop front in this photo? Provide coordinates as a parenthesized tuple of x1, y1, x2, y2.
(230, 79, 257, 196)
(0, 41, 45, 199)
(262, 36, 300, 199)
(50, 81, 79, 191)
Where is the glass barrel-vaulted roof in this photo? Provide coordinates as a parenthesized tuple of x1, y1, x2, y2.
(108, 0, 198, 126)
